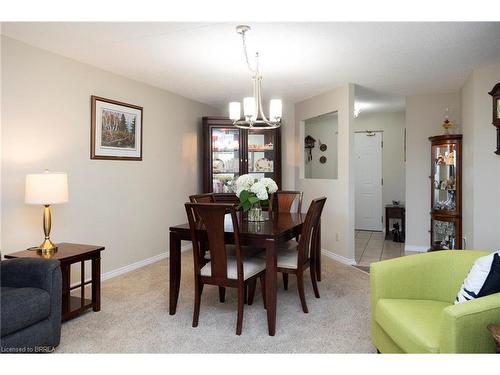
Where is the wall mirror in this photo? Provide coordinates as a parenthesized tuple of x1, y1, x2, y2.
(304, 111, 338, 179)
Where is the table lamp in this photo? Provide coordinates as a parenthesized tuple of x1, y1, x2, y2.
(25, 170, 68, 255)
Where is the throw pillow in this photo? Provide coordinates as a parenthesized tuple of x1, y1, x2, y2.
(455, 250, 500, 304)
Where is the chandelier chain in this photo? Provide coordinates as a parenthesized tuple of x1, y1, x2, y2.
(241, 30, 259, 76)
(231, 25, 281, 129)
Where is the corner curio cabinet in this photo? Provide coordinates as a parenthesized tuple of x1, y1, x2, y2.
(429, 134, 462, 250)
(203, 117, 281, 201)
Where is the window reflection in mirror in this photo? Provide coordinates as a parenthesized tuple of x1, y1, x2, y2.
(304, 111, 338, 180)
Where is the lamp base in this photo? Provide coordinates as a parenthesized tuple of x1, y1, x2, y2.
(28, 238, 58, 257)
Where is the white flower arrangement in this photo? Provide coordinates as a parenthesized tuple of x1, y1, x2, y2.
(235, 174, 278, 211)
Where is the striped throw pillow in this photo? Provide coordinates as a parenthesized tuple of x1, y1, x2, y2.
(455, 251, 500, 304)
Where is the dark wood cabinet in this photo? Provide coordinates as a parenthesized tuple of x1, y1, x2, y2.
(202, 117, 282, 201)
(429, 134, 462, 250)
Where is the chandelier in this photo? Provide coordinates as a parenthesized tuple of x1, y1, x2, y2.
(229, 25, 282, 129)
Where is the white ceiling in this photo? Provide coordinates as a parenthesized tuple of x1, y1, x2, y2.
(2, 22, 500, 110)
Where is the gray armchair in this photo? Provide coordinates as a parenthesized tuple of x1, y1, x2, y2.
(1, 258, 62, 353)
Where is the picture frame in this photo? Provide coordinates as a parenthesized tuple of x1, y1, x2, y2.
(91, 95, 143, 160)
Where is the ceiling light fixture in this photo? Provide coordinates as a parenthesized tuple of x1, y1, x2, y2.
(229, 25, 282, 129)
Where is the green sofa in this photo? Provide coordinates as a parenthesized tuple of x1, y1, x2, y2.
(370, 250, 500, 353)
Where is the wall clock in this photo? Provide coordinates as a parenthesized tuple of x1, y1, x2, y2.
(488, 82, 500, 155)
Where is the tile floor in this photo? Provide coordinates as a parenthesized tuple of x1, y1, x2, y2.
(355, 230, 405, 267)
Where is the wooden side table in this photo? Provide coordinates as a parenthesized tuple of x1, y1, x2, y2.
(488, 324, 500, 353)
(385, 205, 405, 240)
(5, 243, 105, 321)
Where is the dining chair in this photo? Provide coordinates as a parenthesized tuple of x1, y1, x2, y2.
(269, 190, 304, 290)
(262, 197, 326, 313)
(185, 202, 267, 335)
(189, 194, 215, 262)
(270, 191, 303, 214)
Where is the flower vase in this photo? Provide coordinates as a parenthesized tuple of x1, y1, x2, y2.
(247, 203, 264, 222)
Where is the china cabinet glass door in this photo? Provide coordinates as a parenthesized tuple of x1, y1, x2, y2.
(431, 143, 457, 213)
(247, 129, 276, 181)
(211, 127, 241, 193)
(431, 218, 457, 250)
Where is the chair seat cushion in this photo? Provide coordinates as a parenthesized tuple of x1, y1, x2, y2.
(201, 255, 266, 280)
(277, 247, 299, 269)
(1, 287, 51, 336)
(375, 298, 451, 353)
(257, 242, 299, 269)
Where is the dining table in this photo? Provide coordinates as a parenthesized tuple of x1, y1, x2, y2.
(168, 211, 321, 336)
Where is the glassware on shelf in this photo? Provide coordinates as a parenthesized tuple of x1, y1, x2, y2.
(432, 220, 456, 250)
(212, 128, 240, 152)
(212, 175, 237, 193)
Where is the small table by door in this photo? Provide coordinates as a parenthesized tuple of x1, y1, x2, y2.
(169, 212, 317, 336)
(385, 205, 405, 240)
(5, 243, 105, 321)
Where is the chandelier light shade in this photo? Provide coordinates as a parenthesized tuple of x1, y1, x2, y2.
(243, 97, 256, 119)
(229, 25, 282, 129)
(229, 102, 241, 121)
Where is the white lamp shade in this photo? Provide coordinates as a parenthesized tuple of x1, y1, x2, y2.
(269, 99, 282, 121)
(229, 102, 241, 121)
(243, 97, 256, 119)
(25, 172, 69, 205)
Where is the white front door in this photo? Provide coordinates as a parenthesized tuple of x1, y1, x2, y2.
(355, 131, 383, 231)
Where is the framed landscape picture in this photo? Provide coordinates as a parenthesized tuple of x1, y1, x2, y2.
(91, 95, 143, 160)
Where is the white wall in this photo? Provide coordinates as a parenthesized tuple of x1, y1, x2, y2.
(461, 61, 500, 251)
(353, 111, 406, 230)
(304, 113, 338, 180)
(405, 92, 461, 251)
(1, 37, 220, 273)
(295, 84, 355, 262)
(280, 100, 296, 190)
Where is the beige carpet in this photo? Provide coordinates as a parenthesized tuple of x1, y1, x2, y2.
(57, 252, 375, 353)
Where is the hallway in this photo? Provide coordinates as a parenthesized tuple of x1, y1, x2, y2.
(355, 230, 405, 267)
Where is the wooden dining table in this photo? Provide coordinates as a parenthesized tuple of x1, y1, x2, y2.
(168, 211, 320, 336)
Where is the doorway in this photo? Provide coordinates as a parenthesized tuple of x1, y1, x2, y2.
(354, 131, 383, 231)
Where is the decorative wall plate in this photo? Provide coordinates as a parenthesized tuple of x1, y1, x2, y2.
(213, 158, 225, 173)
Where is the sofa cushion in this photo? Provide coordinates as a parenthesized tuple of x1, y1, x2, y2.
(1, 287, 51, 337)
(375, 298, 451, 353)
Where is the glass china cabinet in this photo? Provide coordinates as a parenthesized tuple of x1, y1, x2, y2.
(203, 117, 281, 201)
(429, 134, 462, 250)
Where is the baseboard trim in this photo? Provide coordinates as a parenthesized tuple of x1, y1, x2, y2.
(100, 243, 192, 282)
(404, 245, 428, 253)
(321, 249, 356, 265)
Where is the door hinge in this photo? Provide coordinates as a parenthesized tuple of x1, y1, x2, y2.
(381, 216, 384, 223)
(381, 140, 383, 148)
(381, 178, 383, 186)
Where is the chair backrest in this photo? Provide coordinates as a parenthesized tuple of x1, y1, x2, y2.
(296, 197, 327, 268)
(185, 202, 244, 282)
(270, 191, 303, 213)
(189, 193, 216, 222)
(189, 193, 216, 204)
